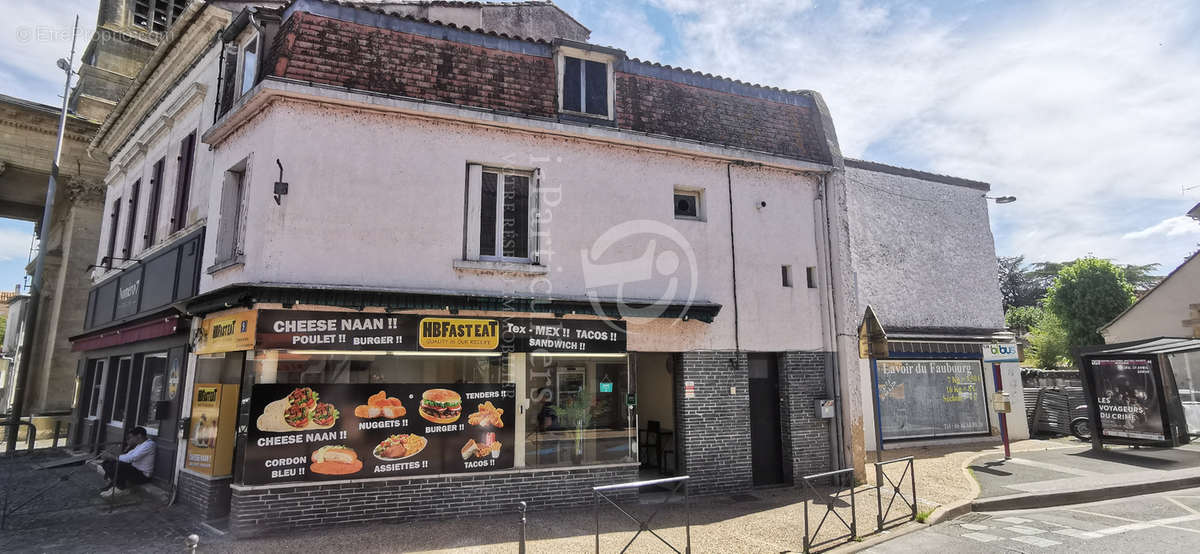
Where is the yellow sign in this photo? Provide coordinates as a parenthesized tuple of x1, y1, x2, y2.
(418, 318, 500, 350)
(195, 308, 257, 354)
(184, 384, 239, 476)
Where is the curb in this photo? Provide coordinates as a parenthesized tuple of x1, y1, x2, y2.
(972, 473, 1200, 512)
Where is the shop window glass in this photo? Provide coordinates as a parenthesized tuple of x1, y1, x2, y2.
(137, 353, 168, 432)
(110, 357, 132, 424)
(87, 360, 106, 418)
(525, 354, 633, 468)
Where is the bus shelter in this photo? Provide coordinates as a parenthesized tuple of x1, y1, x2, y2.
(1079, 337, 1200, 450)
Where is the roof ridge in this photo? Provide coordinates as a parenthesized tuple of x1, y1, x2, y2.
(624, 57, 812, 97)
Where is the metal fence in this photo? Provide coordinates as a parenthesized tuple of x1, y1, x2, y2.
(1, 420, 72, 453)
(800, 467, 856, 554)
(592, 475, 690, 554)
(874, 456, 916, 532)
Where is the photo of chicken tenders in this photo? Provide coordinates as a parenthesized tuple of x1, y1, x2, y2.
(467, 401, 504, 428)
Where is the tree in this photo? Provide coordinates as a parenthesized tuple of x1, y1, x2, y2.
(997, 256, 1042, 310)
(1005, 305, 1042, 336)
(1044, 258, 1136, 348)
(1027, 311, 1072, 369)
(1120, 262, 1161, 292)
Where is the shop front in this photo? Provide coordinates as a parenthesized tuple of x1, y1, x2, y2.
(180, 306, 639, 535)
(69, 229, 204, 485)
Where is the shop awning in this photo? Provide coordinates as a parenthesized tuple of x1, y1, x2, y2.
(70, 315, 183, 351)
(184, 282, 723, 323)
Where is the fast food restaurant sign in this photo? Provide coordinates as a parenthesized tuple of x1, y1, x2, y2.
(195, 308, 258, 355)
(252, 310, 626, 353)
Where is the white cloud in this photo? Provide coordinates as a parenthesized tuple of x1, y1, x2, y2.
(0, 1, 97, 105)
(624, 0, 1200, 270)
(0, 228, 35, 262)
(1122, 216, 1200, 240)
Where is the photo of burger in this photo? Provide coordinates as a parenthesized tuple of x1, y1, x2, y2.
(310, 445, 363, 476)
(419, 388, 462, 424)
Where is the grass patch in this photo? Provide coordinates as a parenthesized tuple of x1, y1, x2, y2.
(915, 509, 936, 523)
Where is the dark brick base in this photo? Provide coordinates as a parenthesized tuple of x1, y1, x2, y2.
(229, 463, 638, 537)
(177, 469, 233, 521)
(781, 351, 833, 481)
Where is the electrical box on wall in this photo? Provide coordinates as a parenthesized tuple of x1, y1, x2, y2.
(816, 399, 835, 419)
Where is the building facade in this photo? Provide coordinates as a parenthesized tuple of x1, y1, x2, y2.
(66, 0, 1017, 537)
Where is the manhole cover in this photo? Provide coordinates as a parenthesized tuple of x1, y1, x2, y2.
(729, 493, 759, 502)
(958, 513, 992, 523)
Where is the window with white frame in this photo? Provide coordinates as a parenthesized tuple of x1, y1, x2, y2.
(213, 160, 247, 267)
(239, 31, 259, 95)
(87, 359, 107, 419)
(465, 164, 538, 263)
(556, 46, 615, 119)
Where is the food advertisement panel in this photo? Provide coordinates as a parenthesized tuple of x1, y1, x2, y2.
(1090, 358, 1165, 441)
(243, 383, 516, 485)
(253, 310, 625, 353)
(195, 308, 258, 355)
(184, 384, 239, 476)
(875, 359, 990, 441)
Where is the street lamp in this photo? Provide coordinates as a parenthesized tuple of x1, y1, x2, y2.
(5, 15, 79, 454)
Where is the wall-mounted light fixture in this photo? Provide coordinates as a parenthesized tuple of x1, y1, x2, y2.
(984, 195, 1017, 204)
(273, 158, 288, 205)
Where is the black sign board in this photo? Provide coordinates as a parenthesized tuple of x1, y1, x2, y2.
(83, 228, 204, 330)
(1088, 357, 1165, 441)
(255, 311, 626, 353)
(243, 383, 515, 485)
(874, 359, 990, 441)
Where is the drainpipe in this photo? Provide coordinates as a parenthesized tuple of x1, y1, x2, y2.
(819, 171, 865, 478)
(814, 175, 846, 472)
(725, 162, 741, 352)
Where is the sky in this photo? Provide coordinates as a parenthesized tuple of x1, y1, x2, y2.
(2, 0, 1199, 290)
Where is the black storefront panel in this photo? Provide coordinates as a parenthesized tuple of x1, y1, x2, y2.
(82, 228, 204, 331)
(243, 383, 515, 485)
(874, 359, 990, 441)
(140, 251, 178, 312)
(253, 310, 626, 354)
(92, 280, 117, 328)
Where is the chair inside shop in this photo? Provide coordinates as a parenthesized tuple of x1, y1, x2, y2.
(639, 420, 675, 475)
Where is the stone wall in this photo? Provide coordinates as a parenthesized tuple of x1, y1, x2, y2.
(675, 351, 752, 495)
(177, 469, 233, 521)
(781, 351, 833, 481)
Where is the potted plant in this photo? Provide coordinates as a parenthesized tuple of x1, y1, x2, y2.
(551, 386, 595, 463)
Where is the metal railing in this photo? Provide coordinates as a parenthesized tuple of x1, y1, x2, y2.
(1, 421, 38, 452)
(801, 467, 856, 554)
(593, 475, 690, 554)
(0, 420, 72, 453)
(874, 456, 916, 532)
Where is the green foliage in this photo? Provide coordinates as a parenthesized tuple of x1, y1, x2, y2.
(0, 314, 5, 346)
(1044, 258, 1136, 348)
(1004, 305, 1042, 336)
(1120, 263, 1162, 291)
(1027, 311, 1073, 369)
(916, 509, 936, 523)
(998, 256, 1042, 309)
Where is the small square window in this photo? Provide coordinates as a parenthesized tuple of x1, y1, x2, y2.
(782, 265, 793, 288)
(674, 190, 701, 220)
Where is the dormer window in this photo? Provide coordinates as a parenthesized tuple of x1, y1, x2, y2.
(556, 44, 617, 120)
(238, 32, 260, 95)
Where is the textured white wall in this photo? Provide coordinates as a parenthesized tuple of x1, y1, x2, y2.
(200, 100, 828, 352)
(1103, 255, 1199, 342)
(845, 166, 1005, 330)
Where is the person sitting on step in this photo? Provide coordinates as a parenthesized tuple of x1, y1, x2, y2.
(99, 426, 155, 497)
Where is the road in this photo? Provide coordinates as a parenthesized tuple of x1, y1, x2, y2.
(865, 486, 1200, 553)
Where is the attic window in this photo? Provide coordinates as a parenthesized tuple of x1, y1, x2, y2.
(556, 46, 615, 119)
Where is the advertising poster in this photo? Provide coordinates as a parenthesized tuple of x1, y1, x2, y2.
(243, 382, 516, 485)
(1090, 358, 1165, 441)
(195, 308, 257, 355)
(185, 384, 240, 476)
(876, 360, 990, 440)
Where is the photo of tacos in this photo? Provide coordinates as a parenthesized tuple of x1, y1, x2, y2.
(372, 434, 428, 461)
(419, 388, 462, 424)
(256, 387, 340, 432)
(353, 390, 405, 419)
(310, 445, 363, 475)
